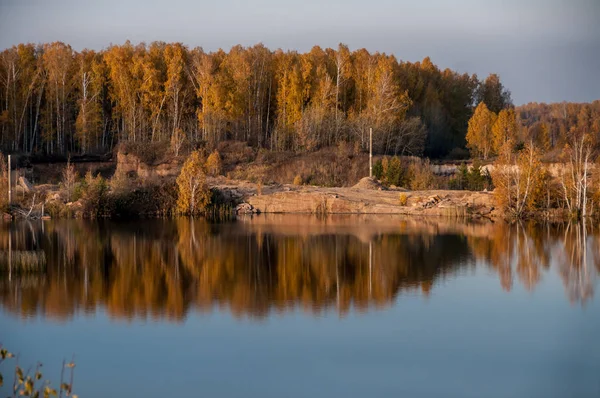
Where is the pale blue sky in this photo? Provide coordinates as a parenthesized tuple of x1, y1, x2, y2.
(1, 0, 598, 104)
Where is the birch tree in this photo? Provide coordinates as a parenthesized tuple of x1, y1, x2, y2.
(176, 150, 211, 215)
(491, 140, 544, 218)
(75, 50, 103, 152)
(42, 42, 74, 153)
(466, 102, 497, 159)
(560, 131, 595, 218)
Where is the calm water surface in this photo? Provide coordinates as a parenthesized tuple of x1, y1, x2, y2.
(1, 216, 599, 398)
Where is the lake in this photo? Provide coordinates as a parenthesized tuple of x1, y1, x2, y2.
(1, 216, 599, 398)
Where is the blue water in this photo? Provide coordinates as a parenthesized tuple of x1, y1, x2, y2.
(1, 217, 599, 398)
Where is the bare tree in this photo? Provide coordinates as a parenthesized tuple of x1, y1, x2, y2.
(560, 132, 595, 218)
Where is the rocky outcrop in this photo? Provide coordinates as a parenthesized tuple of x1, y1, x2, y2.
(241, 185, 497, 218)
(235, 203, 258, 214)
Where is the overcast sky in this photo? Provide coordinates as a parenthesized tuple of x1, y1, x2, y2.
(1, 0, 598, 105)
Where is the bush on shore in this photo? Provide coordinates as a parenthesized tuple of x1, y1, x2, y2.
(176, 150, 212, 216)
(448, 161, 493, 191)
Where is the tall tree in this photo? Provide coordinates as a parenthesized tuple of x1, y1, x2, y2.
(43, 42, 75, 153)
(477, 73, 511, 114)
(466, 102, 497, 159)
(75, 49, 104, 152)
(492, 108, 518, 152)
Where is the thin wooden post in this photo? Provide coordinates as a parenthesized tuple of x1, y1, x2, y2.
(8, 226, 12, 282)
(7, 154, 11, 205)
(369, 128, 373, 178)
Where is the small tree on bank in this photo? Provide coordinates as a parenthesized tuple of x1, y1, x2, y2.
(560, 131, 596, 218)
(491, 140, 544, 218)
(176, 150, 211, 215)
(61, 157, 78, 202)
(205, 150, 223, 177)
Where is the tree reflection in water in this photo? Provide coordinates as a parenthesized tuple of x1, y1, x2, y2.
(0, 216, 598, 321)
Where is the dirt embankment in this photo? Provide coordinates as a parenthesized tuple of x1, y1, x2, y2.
(214, 177, 497, 218)
(8, 142, 497, 219)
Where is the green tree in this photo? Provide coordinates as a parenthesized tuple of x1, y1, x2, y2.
(477, 73, 512, 113)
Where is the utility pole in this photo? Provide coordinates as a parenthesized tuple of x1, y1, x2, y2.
(7, 154, 11, 206)
(369, 128, 373, 178)
(8, 226, 11, 282)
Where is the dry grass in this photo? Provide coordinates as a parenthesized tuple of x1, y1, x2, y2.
(118, 141, 171, 164)
(227, 145, 370, 187)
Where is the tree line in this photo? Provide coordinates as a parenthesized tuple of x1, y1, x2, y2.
(1, 41, 513, 158)
(467, 100, 600, 159)
(517, 101, 600, 151)
(464, 100, 600, 219)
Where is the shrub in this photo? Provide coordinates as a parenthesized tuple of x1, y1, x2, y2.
(0, 347, 77, 398)
(529, 167, 558, 212)
(372, 159, 383, 180)
(205, 150, 223, 177)
(109, 168, 131, 194)
(336, 141, 351, 159)
(176, 150, 211, 215)
(448, 162, 493, 191)
(408, 159, 435, 190)
(81, 171, 108, 218)
(448, 163, 468, 190)
(398, 193, 408, 206)
(108, 181, 177, 218)
(61, 157, 78, 202)
(384, 156, 405, 187)
(293, 174, 303, 186)
(467, 160, 486, 191)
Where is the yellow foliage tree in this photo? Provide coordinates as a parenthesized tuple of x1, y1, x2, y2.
(176, 150, 211, 215)
(492, 108, 518, 152)
(466, 102, 497, 159)
(491, 140, 544, 218)
(205, 150, 223, 177)
(538, 122, 551, 151)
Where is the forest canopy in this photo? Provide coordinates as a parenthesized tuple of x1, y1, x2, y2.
(0, 41, 517, 158)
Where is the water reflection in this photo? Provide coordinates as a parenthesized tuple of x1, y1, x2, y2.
(0, 216, 598, 321)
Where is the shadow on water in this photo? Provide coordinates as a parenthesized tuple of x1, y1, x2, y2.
(0, 215, 598, 321)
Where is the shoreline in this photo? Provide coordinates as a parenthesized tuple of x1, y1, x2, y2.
(1, 175, 591, 222)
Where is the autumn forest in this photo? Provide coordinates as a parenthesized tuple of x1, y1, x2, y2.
(1, 41, 600, 221)
(1, 41, 518, 158)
